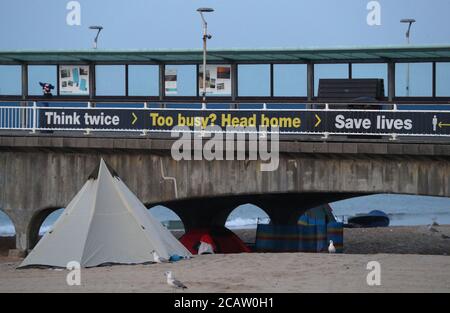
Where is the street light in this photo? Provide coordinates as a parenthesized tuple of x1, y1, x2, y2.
(401, 18, 416, 96)
(89, 26, 104, 49)
(197, 8, 214, 109)
(400, 19, 416, 44)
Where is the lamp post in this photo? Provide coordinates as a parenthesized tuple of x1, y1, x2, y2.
(197, 8, 214, 109)
(89, 26, 104, 49)
(401, 19, 416, 97)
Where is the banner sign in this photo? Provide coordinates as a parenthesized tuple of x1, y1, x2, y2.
(38, 108, 450, 136)
(59, 65, 90, 95)
(198, 65, 232, 96)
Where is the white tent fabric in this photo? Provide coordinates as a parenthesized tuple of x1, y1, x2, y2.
(19, 159, 191, 268)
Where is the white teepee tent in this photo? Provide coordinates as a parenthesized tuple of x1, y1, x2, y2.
(19, 159, 191, 268)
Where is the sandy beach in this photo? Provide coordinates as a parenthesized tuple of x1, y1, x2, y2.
(1, 225, 450, 293)
(1, 253, 449, 293)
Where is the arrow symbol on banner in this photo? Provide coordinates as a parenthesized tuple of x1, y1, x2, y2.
(131, 112, 138, 125)
(439, 122, 450, 128)
(314, 114, 322, 128)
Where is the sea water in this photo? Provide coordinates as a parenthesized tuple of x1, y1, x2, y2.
(1, 194, 450, 236)
(332, 194, 450, 226)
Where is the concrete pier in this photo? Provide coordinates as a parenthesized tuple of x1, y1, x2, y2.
(0, 135, 449, 252)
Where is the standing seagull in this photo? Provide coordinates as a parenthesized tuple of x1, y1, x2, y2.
(428, 225, 439, 233)
(164, 271, 188, 291)
(328, 240, 336, 254)
(152, 250, 169, 263)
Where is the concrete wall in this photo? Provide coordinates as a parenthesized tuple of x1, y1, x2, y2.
(1, 136, 450, 251)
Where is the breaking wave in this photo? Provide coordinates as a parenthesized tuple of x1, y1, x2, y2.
(225, 217, 270, 229)
(0, 225, 15, 237)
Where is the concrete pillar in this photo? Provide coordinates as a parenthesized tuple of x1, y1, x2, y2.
(21, 64, 28, 100)
(7, 213, 32, 257)
(15, 230, 30, 255)
(307, 62, 314, 103)
(388, 62, 395, 102)
(20, 64, 29, 129)
(168, 198, 238, 231)
(159, 63, 166, 107)
(231, 63, 238, 106)
(8, 208, 57, 254)
(174, 205, 234, 231)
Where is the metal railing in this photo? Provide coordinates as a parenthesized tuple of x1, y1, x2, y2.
(0, 100, 449, 139)
(0, 104, 36, 131)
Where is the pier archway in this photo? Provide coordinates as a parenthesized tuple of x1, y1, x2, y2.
(225, 204, 270, 245)
(0, 210, 16, 255)
(148, 205, 185, 236)
(28, 208, 64, 249)
(0, 210, 16, 237)
(225, 204, 270, 229)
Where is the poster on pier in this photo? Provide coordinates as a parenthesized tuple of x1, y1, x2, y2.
(198, 65, 231, 96)
(165, 69, 178, 95)
(59, 65, 90, 95)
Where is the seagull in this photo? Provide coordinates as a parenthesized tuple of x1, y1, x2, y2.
(328, 240, 336, 254)
(164, 271, 187, 291)
(151, 250, 168, 263)
(428, 225, 439, 233)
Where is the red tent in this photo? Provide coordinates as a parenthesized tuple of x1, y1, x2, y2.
(180, 227, 251, 254)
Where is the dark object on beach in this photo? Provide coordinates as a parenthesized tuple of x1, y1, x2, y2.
(343, 223, 360, 228)
(347, 210, 390, 228)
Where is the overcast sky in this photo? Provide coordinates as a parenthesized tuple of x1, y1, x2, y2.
(0, 0, 449, 50)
